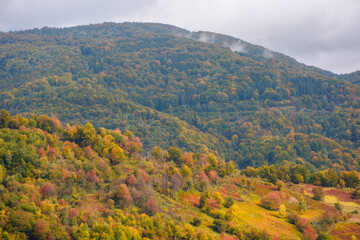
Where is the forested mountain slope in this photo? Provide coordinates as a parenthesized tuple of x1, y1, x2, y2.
(339, 71, 360, 85)
(0, 111, 359, 240)
(0, 22, 359, 171)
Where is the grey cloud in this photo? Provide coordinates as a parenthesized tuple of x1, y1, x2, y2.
(1, 0, 359, 73)
(197, 33, 216, 45)
(228, 41, 246, 53)
(0, 0, 151, 30)
(129, 0, 360, 74)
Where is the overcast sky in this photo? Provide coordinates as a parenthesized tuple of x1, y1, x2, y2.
(1, 0, 359, 74)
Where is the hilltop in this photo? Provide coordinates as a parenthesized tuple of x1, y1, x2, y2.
(0, 22, 359, 172)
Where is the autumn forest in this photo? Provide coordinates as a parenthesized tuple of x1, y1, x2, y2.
(0, 22, 360, 239)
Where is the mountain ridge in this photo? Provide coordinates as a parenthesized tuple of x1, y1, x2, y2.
(339, 70, 360, 85)
(10, 21, 338, 77)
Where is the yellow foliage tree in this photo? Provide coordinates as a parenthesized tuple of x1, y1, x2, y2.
(279, 204, 286, 218)
(110, 146, 125, 164)
(212, 192, 223, 207)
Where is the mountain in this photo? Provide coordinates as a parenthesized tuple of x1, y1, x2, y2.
(1, 22, 360, 240)
(0, 22, 359, 171)
(177, 30, 336, 77)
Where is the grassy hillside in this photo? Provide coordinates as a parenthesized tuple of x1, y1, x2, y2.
(0, 22, 359, 172)
(1, 111, 359, 239)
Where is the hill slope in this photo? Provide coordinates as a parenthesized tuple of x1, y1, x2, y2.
(0, 22, 359, 171)
(339, 70, 360, 85)
(0, 111, 357, 240)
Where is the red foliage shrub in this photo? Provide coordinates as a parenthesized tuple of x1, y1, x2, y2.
(116, 184, 133, 207)
(126, 174, 138, 185)
(47, 147, 57, 161)
(171, 173, 184, 193)
(181, 193, 201, 207)
(255, 183, 276, 196)
(182, 152, 195, 166)
(34, 220, 51, 239)
(208, 170, 219, 184)
(40, 183, 56, 198)
(206, 197, 219, 211)
(59, 199, 66, 206)
(288, 213, 308, 231)
(321, 209, 341, 225)
(62, 170, 72, 179)
(138, 169, 150, 182)
(122, 136, 142, 155)
(199, 171, 208, 181)
(84, 146, 95, 158)
(19, 125, 28, 131)
(198, 171, 210, 191)
(143, 196, 158, 216)
(69, 208, 78, 219)
(76, 169, 86, 180)
(37, 148, 46, 157)
(11, 117, 20, 128)
(98, 159, 110, 169)
(87, 169, 99, 182)
(303, 226, 317, 240)
(129, 187, 141, 204)
(135, 175, 147, 191)
(260, 191, 282, 210)
(117, 184, 130, 199)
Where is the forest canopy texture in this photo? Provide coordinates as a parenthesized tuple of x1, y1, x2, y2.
(0, 22, 360, 239)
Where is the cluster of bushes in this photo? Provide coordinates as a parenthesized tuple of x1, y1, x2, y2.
(0, 110, 241, 239)
(245, 164, 360, 189)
